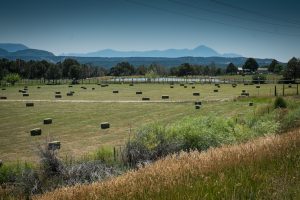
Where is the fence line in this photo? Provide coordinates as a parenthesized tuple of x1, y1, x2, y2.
(1, 77, 299, 86)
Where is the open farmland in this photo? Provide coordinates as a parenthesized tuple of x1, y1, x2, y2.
(0, 83, 298, 101)
(0, 83, 288, 162)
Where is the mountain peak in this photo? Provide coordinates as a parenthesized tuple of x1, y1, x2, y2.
(193, 45, 210, 49)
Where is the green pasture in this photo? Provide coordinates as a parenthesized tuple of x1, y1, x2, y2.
(0, 83, 296, 162)
(0, 83, 298, 101)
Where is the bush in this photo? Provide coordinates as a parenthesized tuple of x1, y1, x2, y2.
(4, 73, 20, 85)
(37, 143, 64, 178)
(252, 74, 266, 84)
(0, 162, 37, 198)
(274, 97, 287, 109)
(280, 107, 300, 131)
(123, 124, 181, 166)
(0, 142, 122, 199)
(124, 112, 280, 166)
(62, 160, 120, 186)
(0, 162, 25, 184)
(83, 147, 115, 164)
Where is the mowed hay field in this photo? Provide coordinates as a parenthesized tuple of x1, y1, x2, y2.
(0, 83, 298, 101)
(0, 83, 296, 162)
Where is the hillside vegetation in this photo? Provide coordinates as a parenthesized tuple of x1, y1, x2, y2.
(34, 128, 300, 200)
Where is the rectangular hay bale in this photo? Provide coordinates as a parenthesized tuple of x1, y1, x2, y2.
(30, 128, 41, 136)
(100, 122, 110, 129)
(44, 118, 52, 124)
(26, 102, 34, 107)
(195, 101, 202, 105)
(48, 141, 60, 150)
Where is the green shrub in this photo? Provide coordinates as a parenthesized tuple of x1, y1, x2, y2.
(252, 74, 266, 84)
(0, 163, 23, 184)
(280, 107, 300, 131)
(124, 124, 181, 166)
(124, 112, 280, 166)
(4, 73, 20, 85)
(274, 97, 287, 109)
(87, 147, 115, 164)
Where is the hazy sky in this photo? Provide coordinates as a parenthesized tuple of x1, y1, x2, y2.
(1, 0, 300, 61)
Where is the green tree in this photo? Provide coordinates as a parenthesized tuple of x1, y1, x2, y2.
(170, 66, 179, 76)
(243, 58, 259, 72)
(148, 63, 167, 76)
(226, 63, 238, 75)
(62, 58, 80, 78)
(69, 65, 82, 80)
(203, 66, 210, 76)
(273, 64, 283, 74)
(136, 65, 148, 75)
(4, 73, 20, 85)
(178, 63, 194, 76)
(268, 59, 278, 73)
(283, 57, 300, 81)
(0, 58, 9, 80)
(252, 74, 266, 84)
(145, 70, 158, 79)
(46, 64, 62, 83)
(109, 62, 135, 76)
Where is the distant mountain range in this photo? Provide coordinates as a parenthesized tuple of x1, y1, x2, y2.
(0, 43, 55, 58)
(0, 43, 275, 68)
(62, 45, 242, 58)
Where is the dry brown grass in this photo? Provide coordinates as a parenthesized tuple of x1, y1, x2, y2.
(35, 129, 300, 200)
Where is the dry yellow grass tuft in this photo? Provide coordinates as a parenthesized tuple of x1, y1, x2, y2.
(35, 129, 300, 200)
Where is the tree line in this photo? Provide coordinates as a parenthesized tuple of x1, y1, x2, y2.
(0, 58, 107, 83)
(1, 57, 299, 83)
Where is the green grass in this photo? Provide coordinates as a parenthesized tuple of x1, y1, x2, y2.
(138, 131, 300, 200)
(0, 83, 298, 162)
(0, 83, 298, 101)
(34, 129, 300, 200)
(142, 146, 300, 200)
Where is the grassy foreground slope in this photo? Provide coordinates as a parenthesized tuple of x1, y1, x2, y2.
(35, 129, 300, 200)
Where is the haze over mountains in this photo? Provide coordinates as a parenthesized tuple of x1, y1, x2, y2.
(0, 43, 275, 67)
(61, 45, 242, 58)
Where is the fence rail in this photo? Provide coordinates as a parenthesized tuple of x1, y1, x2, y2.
(1, 77, 299, 86)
